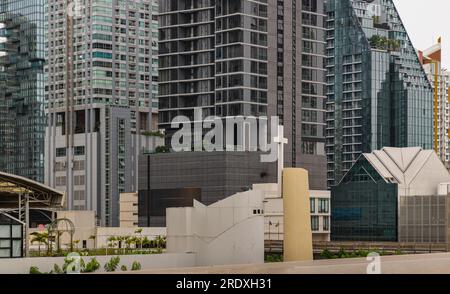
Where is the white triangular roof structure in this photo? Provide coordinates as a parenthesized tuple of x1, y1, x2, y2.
(384, 146, 421, 172)
(354, 147, 450, 196)
(362, 147, 437, 185)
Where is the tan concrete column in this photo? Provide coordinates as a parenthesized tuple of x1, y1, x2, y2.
(283, 168, 313, 261)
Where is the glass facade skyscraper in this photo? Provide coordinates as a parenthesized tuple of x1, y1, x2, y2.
(325, 0, 433, 187)
(0, 0, 46, 182)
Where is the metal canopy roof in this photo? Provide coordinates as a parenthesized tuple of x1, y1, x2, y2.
(0, 171, 65, 209)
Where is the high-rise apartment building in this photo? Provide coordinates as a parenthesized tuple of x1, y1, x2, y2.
(0, 1, 46, 182)
(419, 40, 450, 167)
(158, 0, 268, 128)
(44, 0, 160, 226)
(158, 0, 328, 190)
(270, 0, 327, 189)
(325, 0, 433, 187)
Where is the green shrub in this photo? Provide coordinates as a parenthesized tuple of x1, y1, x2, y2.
(155, 146, 170, 153)
(320, 249, 334, 259)
(62, 256, 84, 273)
(131, 261, 142, 271)
(83, 258, 100, 273)
(142, 131, 164, 138)
(337, 248, 349, 259)
(265, 254, 283, 263)
(51, 264, 63, 274)
(29, 266, 42, 274)
(355, 250, 369, 258)
(121, 265, 127, 271)
(369, 35, 400, 51)
(104, 256, 120, 272)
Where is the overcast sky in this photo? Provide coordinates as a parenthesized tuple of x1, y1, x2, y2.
(394, 0, 449, 68)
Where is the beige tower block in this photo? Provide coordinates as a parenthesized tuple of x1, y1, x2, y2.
(282, 168, 313, 262)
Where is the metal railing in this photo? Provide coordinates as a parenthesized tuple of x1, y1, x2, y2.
(265, 240, 448, 254)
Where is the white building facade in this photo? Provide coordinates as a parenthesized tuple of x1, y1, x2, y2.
(166, 190, 265, 266)
(253, 184, 331, 242)
(44, 0, 160, 226)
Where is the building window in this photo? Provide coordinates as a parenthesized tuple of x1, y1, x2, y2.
(318, 198, 329, 213)
(74, 146, 85, 156)
(311, 216, 319, 231)
(73, 160, 85, 171)
(74, 190, 85, 200)
(82, 240, 87, 249)
(0, 223, 23, 258)
(323, 216, 330, 231)
(74, 176, 85, 186)
(56, 148, 66, 157)
(310, 198, 315, 213)
(302, 141, 317, 155)
(253, 209, 262, 215)
(56, 176, 66, 186)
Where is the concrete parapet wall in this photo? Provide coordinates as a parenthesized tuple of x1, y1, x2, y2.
(0, 253, 195, 274)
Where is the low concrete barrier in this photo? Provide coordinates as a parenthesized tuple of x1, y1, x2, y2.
(0, 253, 196, 274)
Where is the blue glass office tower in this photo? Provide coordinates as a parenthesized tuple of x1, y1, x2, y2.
(325, 0, 433, 187)
(0, 0, 46, 182)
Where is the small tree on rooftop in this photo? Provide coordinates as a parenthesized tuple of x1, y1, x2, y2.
(30, 232, 49, 256)
(89, 235, 96, 250)
(135, 228, 143, 251)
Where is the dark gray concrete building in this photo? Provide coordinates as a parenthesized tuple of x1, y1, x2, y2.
(158, 0, 328, 190)
(267, 0, 327, 190)
(138, 152, 276, 206)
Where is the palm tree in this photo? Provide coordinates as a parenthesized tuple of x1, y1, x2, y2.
(30, 232, 49, 256)
(107, 236, 117, 255)
(73, 240, 80, 251)
(135, 228, 143, 251)
(89, 235, 96, 250)
(64, 239, 80, 252)
(119, 236, 129, 254)
(142, 236, 151, 249)
(155, 235, 166, 250)
(138, 236, 145, 252)
(132, 236, 141, 251)
(107, 236, 117, 246)
(116, 236, 124, 253)
(125, 236, 135, 253)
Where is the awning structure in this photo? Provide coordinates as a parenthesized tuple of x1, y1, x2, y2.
(0, 171, 65, 256)
(0, 171, 64, 210)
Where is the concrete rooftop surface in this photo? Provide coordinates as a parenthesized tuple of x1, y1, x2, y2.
(131, 253, 450, 274)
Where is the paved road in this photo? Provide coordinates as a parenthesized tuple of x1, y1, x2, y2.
(133, 253, 450, 274)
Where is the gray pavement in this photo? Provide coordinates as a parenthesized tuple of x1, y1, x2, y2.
(132, 253, 450, 274)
